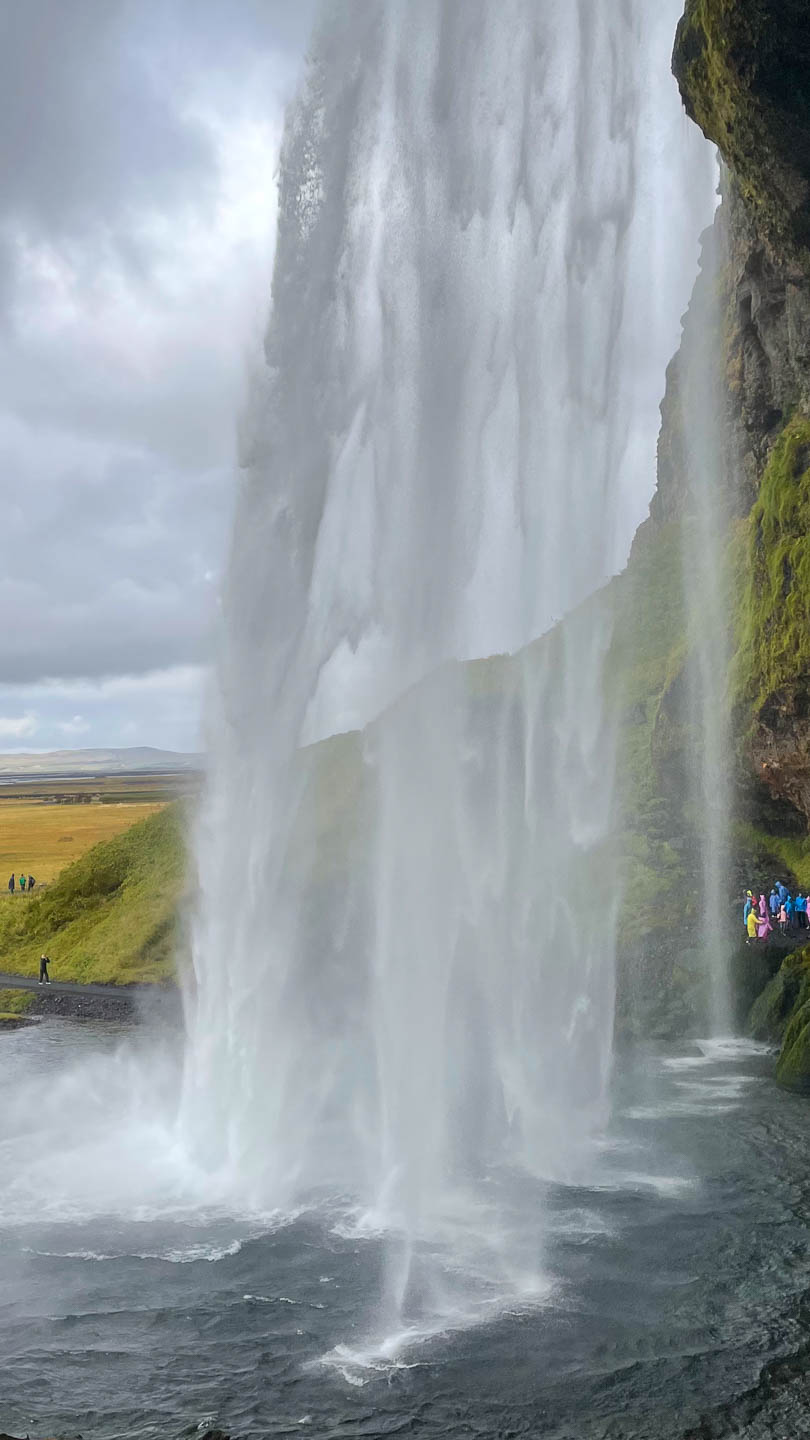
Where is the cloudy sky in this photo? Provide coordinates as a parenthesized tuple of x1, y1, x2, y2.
(0, 0, 314, 753)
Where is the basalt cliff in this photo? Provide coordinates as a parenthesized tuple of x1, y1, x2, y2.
(616, 0, 810, 1082)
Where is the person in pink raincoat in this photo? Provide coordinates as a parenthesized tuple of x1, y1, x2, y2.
(805, 895, 810, 929)
(757, 895, 773, 940)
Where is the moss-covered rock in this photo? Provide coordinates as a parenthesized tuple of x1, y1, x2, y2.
(729, 415, 810, 826)
(673, 0, 810, 263)
(742, 944, 810, 1089)
(734, 415, 810, 707)
(775, 955, 810, 1090)
(748, 948, 804, 1040)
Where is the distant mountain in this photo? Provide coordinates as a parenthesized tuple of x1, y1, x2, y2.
(0, 746, 203, 778)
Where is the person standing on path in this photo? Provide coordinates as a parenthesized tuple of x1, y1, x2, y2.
(757, 895, 773, 940)
(38, 954, 51, 985)
(27, 875, 35, 893)
(18, 873, 26, 892)
(7, 874, 13, 894)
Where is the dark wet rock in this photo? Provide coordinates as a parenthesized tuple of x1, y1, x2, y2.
(749, 947, 807, 1041)
(26, 983, 183, 1025)
(27, 988, 139, 1021)
(674, 0, 810, 266)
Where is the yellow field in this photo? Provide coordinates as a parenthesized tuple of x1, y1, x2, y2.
(0, 800, 165, 887)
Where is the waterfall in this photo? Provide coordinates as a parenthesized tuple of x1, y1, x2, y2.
(181, 0, 715, 1331)
(678, 215, 734, 1034)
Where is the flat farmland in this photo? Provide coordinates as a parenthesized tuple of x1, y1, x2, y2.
(0, 799, 166, 886)
(0, 773, 198, 887)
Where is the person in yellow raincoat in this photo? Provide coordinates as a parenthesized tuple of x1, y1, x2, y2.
(746, 908, 759, 940)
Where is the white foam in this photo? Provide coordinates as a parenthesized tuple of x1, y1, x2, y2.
(24, 1237, 245, 1264)
(594, 1171, 697, 1198)
(694, 1036, 774, 1062)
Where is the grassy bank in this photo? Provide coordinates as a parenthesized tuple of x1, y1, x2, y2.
(0, 804, 188, 986)
(0, 988, 34, 1015)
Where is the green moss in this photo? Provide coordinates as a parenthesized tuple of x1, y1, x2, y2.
(745, 946, 810, 1090)
(673, 0, 810, 259)
(776, 980, 810, 1092)
(732, 416, 810, 708)
(749, 952, 803, 1041)
(735, 819, 810, 891)
(0, 804, 187, 986)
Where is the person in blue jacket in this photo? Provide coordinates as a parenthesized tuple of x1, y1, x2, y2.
(786, 895, 795, 930)
(769, 887, 780, 917)
(796, 893, 806, 930)
(778, 881, 789, 904)
(743, 892, 754, 927)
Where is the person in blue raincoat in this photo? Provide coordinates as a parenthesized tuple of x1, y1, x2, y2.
(769, 887, 780, 917)
(743, 892, 754, 927)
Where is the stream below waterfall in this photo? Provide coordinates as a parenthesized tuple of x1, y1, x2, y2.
(2, 1020, 810, 1439)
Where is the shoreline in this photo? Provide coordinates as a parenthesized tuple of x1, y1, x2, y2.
(0, 973, 183, 1024)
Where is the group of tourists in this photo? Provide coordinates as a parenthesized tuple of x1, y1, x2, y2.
(7, 873, 35, 894)
(743, 883, 810, 940)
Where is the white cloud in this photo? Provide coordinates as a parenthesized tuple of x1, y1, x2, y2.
(0, 2, 314, 749)
(0, 711, 38, 740)
(57, 714, 90, 737)
(0, 667, 207, 754)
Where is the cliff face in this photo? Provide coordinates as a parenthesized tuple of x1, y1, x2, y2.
(632, 0, 810, 1077)
(670, 1, 810, 839)
(673, 0, 810, 267)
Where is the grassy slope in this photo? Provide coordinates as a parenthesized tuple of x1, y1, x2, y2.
(0, 988, 34, 1014)
(0, 804, 187, 986)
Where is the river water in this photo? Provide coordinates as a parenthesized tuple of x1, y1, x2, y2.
(2, 1019, 810, 1439)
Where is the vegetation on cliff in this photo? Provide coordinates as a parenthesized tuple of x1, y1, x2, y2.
(733, 415, 810, 709)
(673, 0, 810, 261)
(671, 0, 810, 1083)
(747, 944, 810, 1090)
(0, 805, 187, 986)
